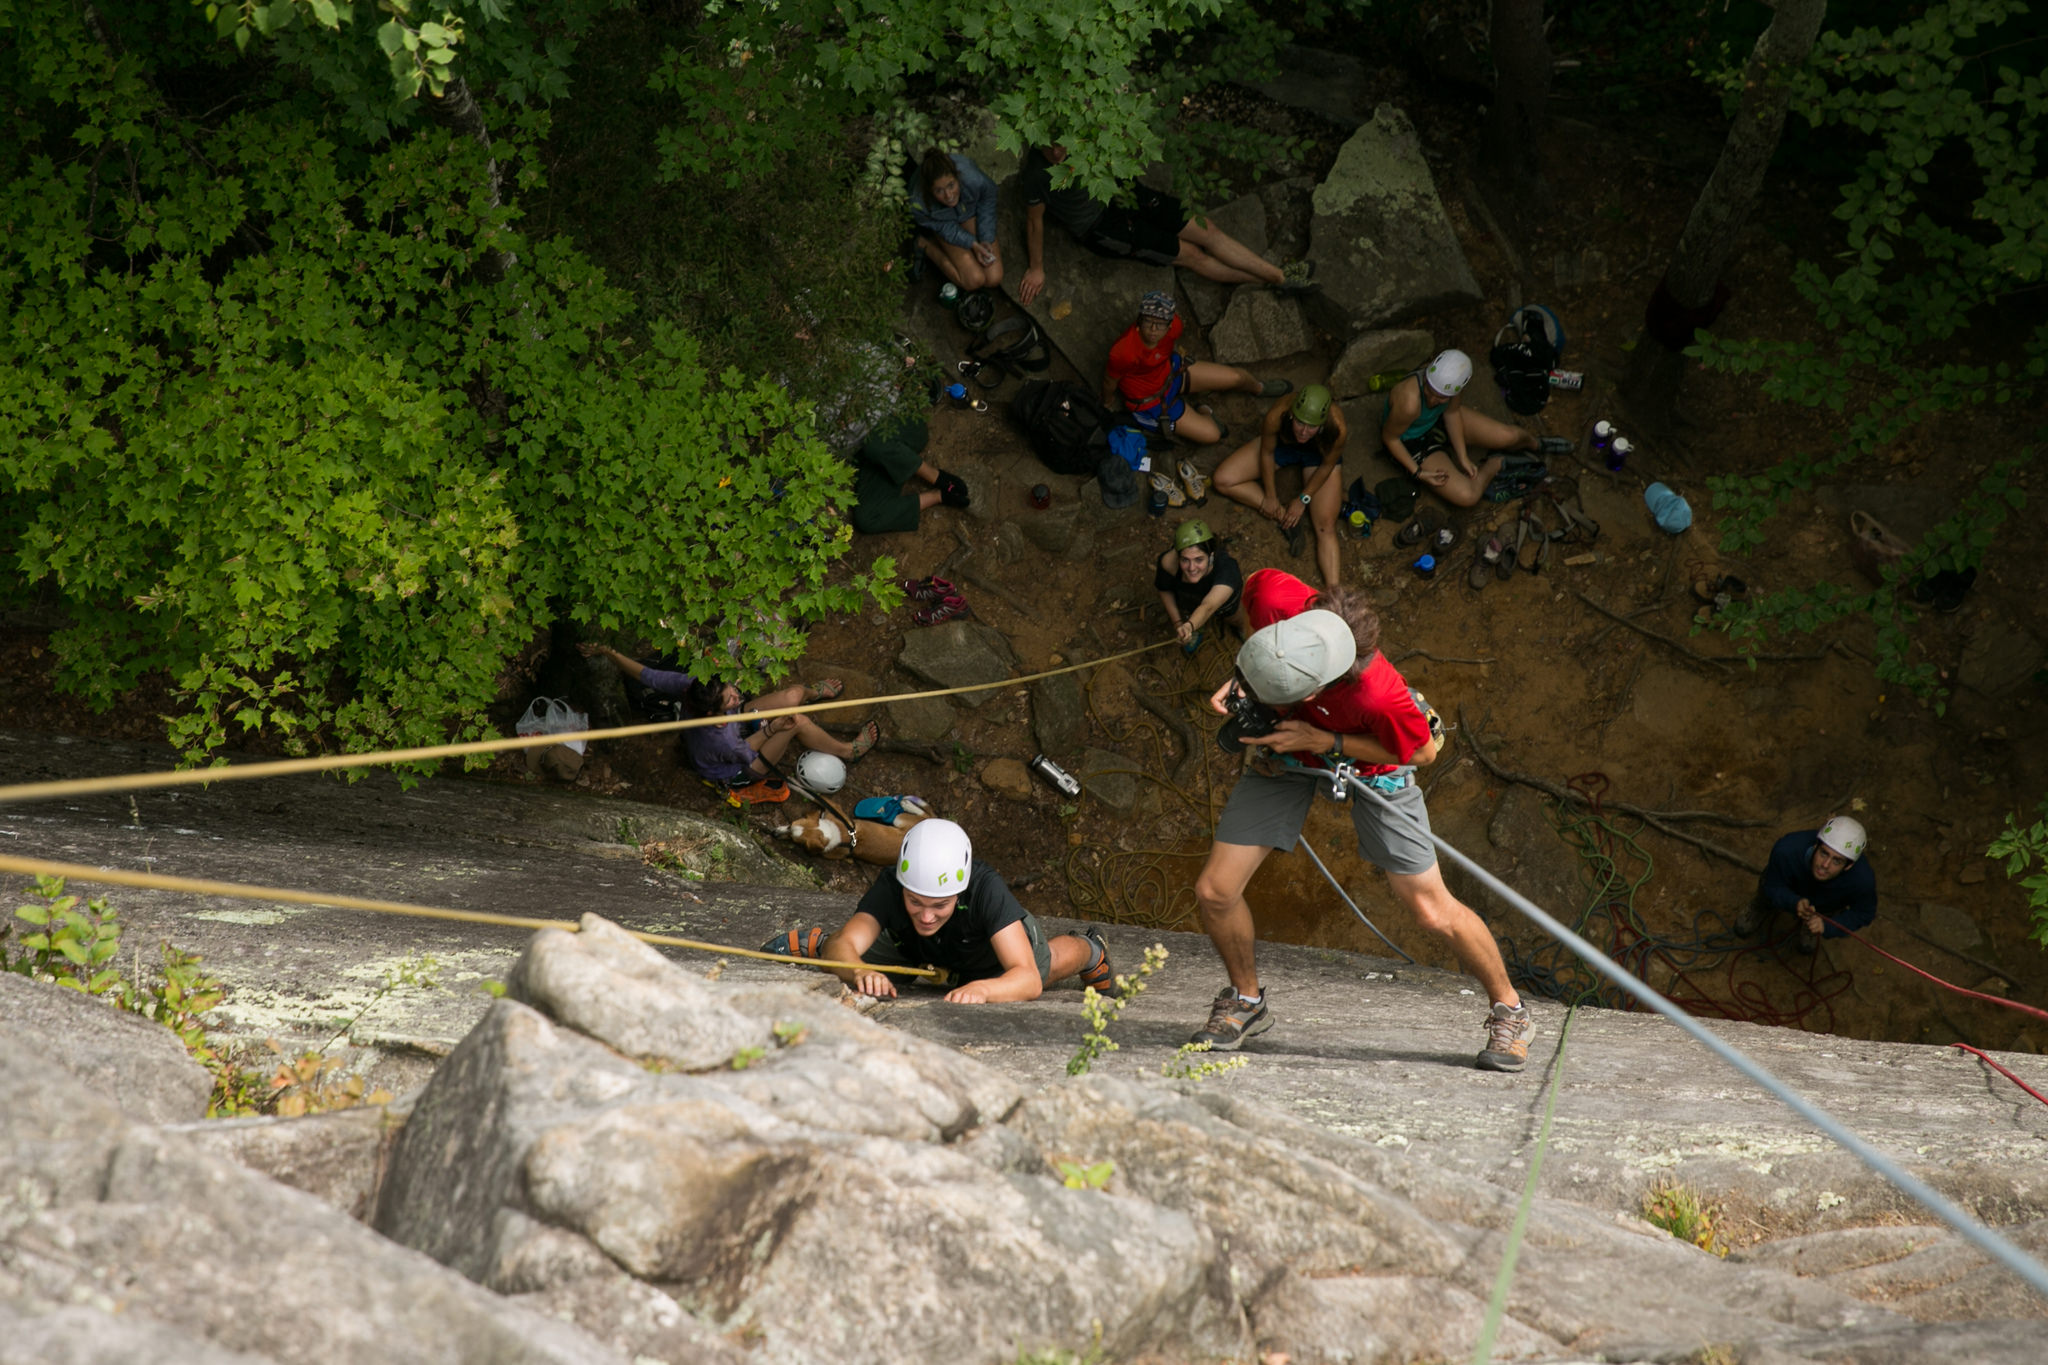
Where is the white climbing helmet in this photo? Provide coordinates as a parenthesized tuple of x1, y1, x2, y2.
(1817, 816, 1867, 862)
(898, 818, 972, 898)
(794, 752, 846, 795)
(1425, 348, 1473, 397)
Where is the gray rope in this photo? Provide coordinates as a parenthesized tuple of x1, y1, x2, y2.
(1335, 768, 2048, 1302)
(1296, 835, 1416, 964)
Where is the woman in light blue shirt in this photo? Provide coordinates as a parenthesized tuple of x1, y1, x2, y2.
(906, 150, 1003, 291)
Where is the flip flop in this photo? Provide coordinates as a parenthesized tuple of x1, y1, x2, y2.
(847, 720, 881, 761)
(803, 679, 844, 702)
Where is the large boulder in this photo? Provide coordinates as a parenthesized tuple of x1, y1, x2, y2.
(0, 1047, 619, 1365)
(897, 620, 1018, 709)
(1328, 327, 1436, 399)
(997, 174, 1172, 384)
(1234, 44, 1376, 129)
(1306, 106, 1482, 334)
(1031, 667, 1089, 757)
(0, 971, 211, 1123)
(1209, 289, 1312, 366)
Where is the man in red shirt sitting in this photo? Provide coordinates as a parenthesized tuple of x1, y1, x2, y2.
(1189, 567, 1534, 1071)
(1102, 292, 1292, 451)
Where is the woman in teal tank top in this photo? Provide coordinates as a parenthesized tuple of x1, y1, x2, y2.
(1380, 349, 1544, 508)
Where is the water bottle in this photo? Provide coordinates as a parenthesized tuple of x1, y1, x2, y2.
(1606, 437, 1633, 473)
(1413, 554, 1437, 580)
(938, 282, 961, 310)
(1590, 421, 1616, 457)
(1365, 369, 1411, 393)
(1347, 508, 1370, 538)
(1028, 754, 1082, 797)
(946, 382, 969, 410)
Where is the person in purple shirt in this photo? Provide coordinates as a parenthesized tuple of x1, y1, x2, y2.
(580, 644, 878, 804)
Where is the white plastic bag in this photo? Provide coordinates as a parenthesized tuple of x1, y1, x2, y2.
(516, 697, 590, 756)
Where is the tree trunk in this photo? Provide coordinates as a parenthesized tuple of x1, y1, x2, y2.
(1624, 0, 1828, 426)
(1480, 0, 1552, 216)
(425, 77, 514, 286)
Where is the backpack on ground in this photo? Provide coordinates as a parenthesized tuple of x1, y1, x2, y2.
(967, 314, 1050, 385)
(1011, 379, 1110, 477)
(1490, 304, 1565, 415)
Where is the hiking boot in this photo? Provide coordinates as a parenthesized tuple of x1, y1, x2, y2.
(936, 470, 972, 509)
(1477, 1002, 1533, 1072)
(762, 927, 828, 959)
(1177, 458, 1210, 506)
(732, 778, 791, 806)
(1190, 985, 1273, 1051)
(1150, 472, 1188, 509)
(1733, 899, 1768, 937)
(1257, 378, 1295, 398)
(910, 592, 971, 626)
(1078, 926, 1114, 993)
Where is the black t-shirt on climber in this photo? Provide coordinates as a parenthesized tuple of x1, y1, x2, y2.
(855, 864, 1028, 982)
(1154, 549, 1244, 620)
(1018, 147, 1106, 240)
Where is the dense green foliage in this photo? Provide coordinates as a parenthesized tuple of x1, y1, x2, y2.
(1687, 1, 2047, 704)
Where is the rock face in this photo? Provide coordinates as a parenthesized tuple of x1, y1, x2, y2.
(1329, 327, 1436, 399)
(1960, 615, 2044, 697)
(1079, 746, 1140, 815)
(897, 620, 1017, 709)
(0, 1045, 619, 1365)
(979, 756, 1034, 801)
(997, 174, 1172, 384)
(0, 971, 211, 1123)
(1031, 668, 1089, 756)
(1236, 44, 1376, 129)
(1208, 289, 1312, 365)
(1307, 106, 1482, 334)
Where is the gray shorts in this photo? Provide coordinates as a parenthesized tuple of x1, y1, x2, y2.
(1214, 766, 1437, 877)
(867, 911, 1053, 984)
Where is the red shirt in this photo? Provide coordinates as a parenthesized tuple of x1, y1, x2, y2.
(1106, 316, 1183, 405)
(1241, 569, 1430, 775)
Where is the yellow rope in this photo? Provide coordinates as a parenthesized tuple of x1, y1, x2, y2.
(0, 853, 941, 979)
(0, 639, 1177, 807)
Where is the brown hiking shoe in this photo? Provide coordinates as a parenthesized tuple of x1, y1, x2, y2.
(1477, 1002, 1533, 1072)
(1189, 985, 1273, 1051)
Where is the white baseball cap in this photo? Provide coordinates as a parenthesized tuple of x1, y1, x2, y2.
(1235, 610, 1357, 705)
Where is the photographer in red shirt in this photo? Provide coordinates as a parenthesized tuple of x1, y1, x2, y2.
(1189, 568, 1532, 1071)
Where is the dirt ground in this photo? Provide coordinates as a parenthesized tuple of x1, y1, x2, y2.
(6, 79, 2043, 1057)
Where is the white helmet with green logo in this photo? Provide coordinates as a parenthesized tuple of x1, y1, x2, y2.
(1817, 816, 1867, 862)
(898, 818, 972, 897)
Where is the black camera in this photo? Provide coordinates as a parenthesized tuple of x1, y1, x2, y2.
(1216, 678, 1282, 753)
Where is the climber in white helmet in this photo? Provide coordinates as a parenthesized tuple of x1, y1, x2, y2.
(797, 819, 1115, 1003)
(1379, 348, 1562, 508)
(1735, 816, 1876, 954)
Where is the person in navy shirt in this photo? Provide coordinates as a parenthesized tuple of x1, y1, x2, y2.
(1737, 816, 1876, 953)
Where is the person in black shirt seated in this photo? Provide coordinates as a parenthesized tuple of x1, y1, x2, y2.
(1154, 519, 1243, 654)
(805, 820, 1113, 1002)
(1015, 143, 1315, 306)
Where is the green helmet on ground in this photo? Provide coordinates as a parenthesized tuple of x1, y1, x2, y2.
(1174, 518, 1214, 551)
(1292, 384, 1333, 427)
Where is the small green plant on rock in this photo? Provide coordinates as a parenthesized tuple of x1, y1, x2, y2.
(1066, 943, 1167, 1076)
(1160, 1041, 1247, 1082)
(1643, 1182, 1729, 1258)
(1054, 1159, 1114, 1192)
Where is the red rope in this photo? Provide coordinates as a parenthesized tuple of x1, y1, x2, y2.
(1823, 918, 2048, 1025)
(1951, 1044, 2048, 1109)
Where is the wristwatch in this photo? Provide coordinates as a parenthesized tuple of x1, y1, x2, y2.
(1300, 493, 1312, 505)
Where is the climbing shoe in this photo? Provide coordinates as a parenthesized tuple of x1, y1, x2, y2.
(731, 778, 792, 806)
(936, 470, 972, 509)
(1189, 985, 1273, 1051)
(1257, 378, 1295, 398)
(1272, 259, 1319, 296)
(1537, 436, 1575, 456)
(910, 593, 971, 627)
(1078, 926, 1115, 993)
(1732, 898, 1768, 938)
(762, 927, 829, 959)
(1476, 1001, 1533, 1072)
(896, 574, 957, 603)
(1284, 518, 1308, 559)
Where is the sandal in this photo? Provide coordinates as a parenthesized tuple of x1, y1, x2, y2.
(846, 720, 880, 761)
(803, 679, 844, 702)
(910, 593, 971, 626)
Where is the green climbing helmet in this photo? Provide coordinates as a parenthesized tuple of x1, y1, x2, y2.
(1174, 518, 1214, 551)
(1291, 384, 1333, 428)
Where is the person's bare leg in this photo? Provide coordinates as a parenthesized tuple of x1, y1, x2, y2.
(1173, 238, 1266, 286)
(1180, 219, 1285, 285)
(1168, 409, 1225, 445)
(1449, 408, 1539, 456)
(1310, 471, 1344, 586)
(918, 236, 971, 290)
(1043, 933, 1094, 985)
(1184, 360, 1265, 397)
(1414, 450, 1502, 508)
(1211, 437, 1269, 512)
(1193, 841, 1274, 996)
(938, 238, 990, 291)
(1384, 865, 1521, 1007)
